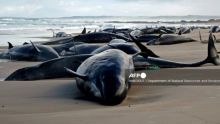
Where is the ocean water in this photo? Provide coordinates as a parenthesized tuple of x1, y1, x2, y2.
(0, 16, 219, 46)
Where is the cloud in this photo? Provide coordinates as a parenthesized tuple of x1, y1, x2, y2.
(0, 0, 219, 17)
(0, 4, 42, 17)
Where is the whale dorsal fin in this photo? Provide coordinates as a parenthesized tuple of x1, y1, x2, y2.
(81, 27, 86, 34)
(23, 42, 29, 45)
(178, 30, 182, 35)
(199, 30, 202, 41)
(30, 41, 41, 53)
(64, 67, 88, 80)
(112, 26, 116, 33)
(8, 42, 13, 49)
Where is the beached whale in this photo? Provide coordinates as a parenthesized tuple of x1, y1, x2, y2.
(4, 39, 159, 81)
(64, 33, 219, 105)
(103, 28, 133, 34)
(42, 37, 74, 45)
(61, 44, 103, 56)
(210, 26, 220, 33)
(53, 37, 149, 56)
(0, 41, 59, 61)
(65, 49, 135, 105)
(52, 42, 85, 55)
(5, 33, 218, 81)
(146, 34, 196, 45)
(178, 27, 192, 35)
(4, 52, 153, 81)
(131, 33, 220, 68)
(73, 32, 130, 43)
(91, 43, 139, 54)
(5, 54, 92, 81)
(141, 26, 176, 34)
(130, 29, 161, 42)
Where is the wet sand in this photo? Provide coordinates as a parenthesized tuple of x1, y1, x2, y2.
(1, 29, 220, 124)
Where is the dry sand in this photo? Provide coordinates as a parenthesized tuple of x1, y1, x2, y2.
(0, 29, 220, 124)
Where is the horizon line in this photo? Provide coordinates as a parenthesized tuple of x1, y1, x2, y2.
(1, 15, 220, 18)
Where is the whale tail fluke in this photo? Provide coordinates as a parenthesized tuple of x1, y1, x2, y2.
(205, 33, 220, 65)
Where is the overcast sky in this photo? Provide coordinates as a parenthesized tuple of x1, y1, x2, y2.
(0, 0, 219, 17)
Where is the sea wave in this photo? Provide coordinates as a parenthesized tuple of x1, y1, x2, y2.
(0, 16, 219, 31)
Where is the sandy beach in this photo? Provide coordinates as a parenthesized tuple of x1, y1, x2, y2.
(0, 28, 220, 124)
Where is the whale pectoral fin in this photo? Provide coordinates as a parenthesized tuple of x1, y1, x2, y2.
(23, 42, 29, 45)
(64, 67, 88, 80)
(132, 52, 149, 60)
(178, 30, 182, 35)
(129, 33, 159, 57)
(30, 41, 41, 53)
(8, 42, 13, 49)
(81, 27, 86, 34)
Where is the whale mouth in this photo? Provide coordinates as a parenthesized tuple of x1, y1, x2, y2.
(95, 74, 127, 105)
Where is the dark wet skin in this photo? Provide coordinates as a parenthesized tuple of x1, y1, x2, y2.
(147, 35, 196, 45)
(71, 49, 134, 105)
(73, 32, 130, 43)
(5, 54, 92, 81)
(0, 44, 59, 61)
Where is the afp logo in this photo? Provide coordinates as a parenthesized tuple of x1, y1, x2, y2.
(129, 72, 147, 79)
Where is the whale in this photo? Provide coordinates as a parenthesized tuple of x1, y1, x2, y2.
(131, 33, 220, 68)
(4, 39, 159, 81)
(146, 34, 196, 45)
(5, 34, 217, 81)
(73, 32, 130, 43)
(0, 41, 59, 61)
(64, 33, 220, 105)
(52, 42, 84, 55)
(65, 49, 135, 105)
(5, 54, 93, 81)
(178, 27, 192, 35)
